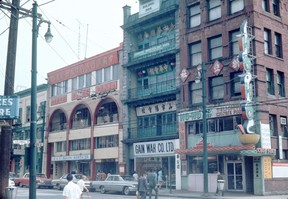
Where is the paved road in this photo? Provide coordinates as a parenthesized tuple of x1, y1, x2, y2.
(14, 187, 181, 199)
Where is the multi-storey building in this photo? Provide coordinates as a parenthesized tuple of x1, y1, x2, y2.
(12, 84, 48, 176)
(45, 44, 123, 180)
(121, 0, 181, 188)
(177, 0, 288, 195)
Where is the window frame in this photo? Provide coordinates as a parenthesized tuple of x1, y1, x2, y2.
(229, 0, 244, 14)
(208, 35, 223, 61)
(189, 3, 201, 28)
(264, 29, 272, 55)
(230, 72, 241, 97)
(208, 0, 222, 21)
(209, 75, 224, 101)
(266, 68, 275, 95)
(275, 32, 282, 58)
(189, 41, 202, 67)
(269, 114, 277, 136)
(189, 81, 202, 105)
(277, 71, 285, 97)
(272, 0, 280, 16)
(262, 0, 270, 12)
(229, 29, 240, 56)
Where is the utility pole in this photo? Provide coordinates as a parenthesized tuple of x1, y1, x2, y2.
(0, 0, 20, 198)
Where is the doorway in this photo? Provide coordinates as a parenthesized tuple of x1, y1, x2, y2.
(226, 161, 244, 191)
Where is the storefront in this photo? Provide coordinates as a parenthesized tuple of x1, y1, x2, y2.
(133, 139, 181, 189)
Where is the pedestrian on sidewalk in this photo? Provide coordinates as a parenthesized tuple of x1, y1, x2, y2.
(77, 175, 89, 199)
(63, 174, 82, 199)
(147, 168, 158, 199)
(137, 171, 148, 199)
(215, 172, 224, 196)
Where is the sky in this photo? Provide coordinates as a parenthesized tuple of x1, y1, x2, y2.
(0, 0, 139, 95)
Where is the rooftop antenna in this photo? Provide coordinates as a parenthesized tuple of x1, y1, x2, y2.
(85, 24, 88, 59)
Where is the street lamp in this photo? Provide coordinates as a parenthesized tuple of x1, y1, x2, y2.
(195, 63, 208, 196)
(30, 2, 53, 199)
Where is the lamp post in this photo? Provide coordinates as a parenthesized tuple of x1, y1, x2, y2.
(30, 2, 52, 199)
(196, 63, 208, 195)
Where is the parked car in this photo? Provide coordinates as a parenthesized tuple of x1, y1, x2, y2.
(90, 174, 138, 195)
(51, 174, 91, 191)
(14, 173, 53, 189)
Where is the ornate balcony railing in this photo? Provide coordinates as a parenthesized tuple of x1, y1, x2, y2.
(128, 79, 176, 101)
(128, 123, 177, 139)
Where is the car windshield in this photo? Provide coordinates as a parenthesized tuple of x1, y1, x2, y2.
(36, 174, 46, 178)
(122, 176, 135, 181)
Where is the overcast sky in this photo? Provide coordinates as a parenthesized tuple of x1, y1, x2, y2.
(0, 0, 139, 95)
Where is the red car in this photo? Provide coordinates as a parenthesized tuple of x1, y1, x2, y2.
(14, 173, 53, 189)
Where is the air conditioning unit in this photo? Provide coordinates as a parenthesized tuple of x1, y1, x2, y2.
(280, 117, 287, 125)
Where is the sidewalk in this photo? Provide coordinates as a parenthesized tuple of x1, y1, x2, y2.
(157, 188, 288, 199)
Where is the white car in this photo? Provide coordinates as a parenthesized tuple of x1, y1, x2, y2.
(9, 179, 15, 187)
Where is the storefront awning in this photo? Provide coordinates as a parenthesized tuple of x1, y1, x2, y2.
(174, 144, 255, 156)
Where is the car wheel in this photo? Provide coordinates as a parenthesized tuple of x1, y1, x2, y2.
(123, 187, 130, 195)
(100, 186, 105, 194)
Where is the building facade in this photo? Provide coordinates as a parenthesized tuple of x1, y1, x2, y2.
(45, 44, 124, 180)
(177, 0, 288, 195)
(121, 0, 181, 188)
(11, 84, 48, 177)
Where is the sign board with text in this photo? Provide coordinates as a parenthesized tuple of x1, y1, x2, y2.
(0, 96, 19, 119)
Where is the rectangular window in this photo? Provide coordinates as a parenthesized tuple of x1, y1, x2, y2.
(231, 72, 241, 97)
(104, 66, 112, 82)
(273, 0, 280, 16)
(277, 71, 285, 97)
(269, 114, 277, 136)
(189, 81, 202, 105)
(69, 138, 90, 151)
(63, 80, 68, 93)
(189, 3, 201, 28)
(72, 77, 77, 91)
(26, 106, 31, 122)
(86, 73, 92, 87)
(78, 75, 85, 89)
(113, 65, 119, 80)
(95, 135, 119, 149)
(56, 83, 61, 95)
(262, 0, 269, 12)
(280, 116, 288, 137)
(264, 29, 272, 55)
(230, 29, 240, 56)
(208, 0, 221, 21)
(96, 69, 102, 85)
(210, 76, 224, 100)
(230, 0, 244, 14)
(275, 32, 282, 58)
(266, 68, 274, 95)
(189, 42, 202, 67)
(209, 35, 222, 60)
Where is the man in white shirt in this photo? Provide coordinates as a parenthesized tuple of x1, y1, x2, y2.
(77, 175, 89, 198)
(63, 174, 82, 199)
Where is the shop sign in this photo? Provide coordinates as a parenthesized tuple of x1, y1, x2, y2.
(139, 0, 160, 18)
(178, 103, 241, 122)
(136, 101, 176, 116)
(260, 122, 271, 149)
(0, 96, 19, 119)
(256, 148, 276, 155)
(13, 140, 30, 145)
(52, 154, 91, 161)
(134, 139, 178, 156)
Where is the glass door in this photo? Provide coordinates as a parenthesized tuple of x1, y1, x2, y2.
(227, 161, 244, 190)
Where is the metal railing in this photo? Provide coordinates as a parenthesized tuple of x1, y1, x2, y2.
(128, 79, 176, 100)
(128, 123, 177, 139)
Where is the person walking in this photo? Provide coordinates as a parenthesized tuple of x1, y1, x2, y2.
(137, 172, 148, 199)
(63, 174, 82, 199)
(215, 172, 224, 196)
(133, 170, 139, 181)
(77, 175, 89, 199)
(157, 168, 163, 189)
(147, 169, 158, 199)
